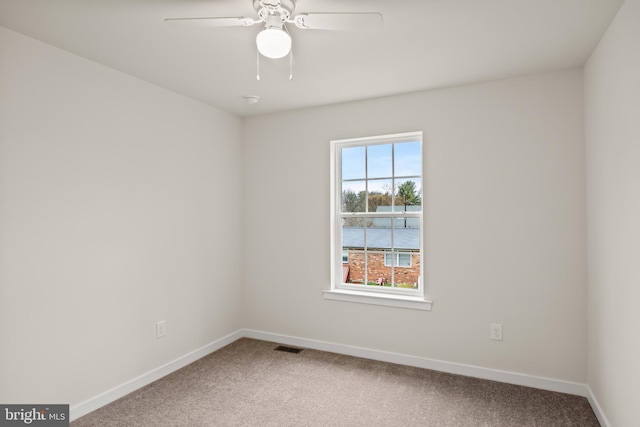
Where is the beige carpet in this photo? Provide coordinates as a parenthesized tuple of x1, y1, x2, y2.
(71, 338, 599, 426)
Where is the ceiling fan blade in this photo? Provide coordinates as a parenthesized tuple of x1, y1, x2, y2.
(293, 13, 383, 31)
(164, 17, 256, 28)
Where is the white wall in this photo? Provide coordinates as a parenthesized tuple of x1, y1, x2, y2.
(0, 27, 243, 406)
(584, 0, 640, 425)
(242, 69, 587, 382)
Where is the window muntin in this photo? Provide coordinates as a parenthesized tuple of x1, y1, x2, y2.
(332, 132, 423, 297)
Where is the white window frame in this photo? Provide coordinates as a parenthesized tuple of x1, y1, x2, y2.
(325, 131, 431, 311)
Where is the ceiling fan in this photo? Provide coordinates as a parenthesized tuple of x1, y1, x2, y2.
(164, 0, 383, 60)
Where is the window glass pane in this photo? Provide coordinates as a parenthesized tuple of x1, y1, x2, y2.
(342, 226, 364, 249)
(341, 146, 365, 180)
(389, 251, 419, 288)
(365, 226, 391, 250)
(367, 144, 392, 179)
(393, 228, 420, 253)
(371, 216, 391, 229)
(366, 251, 386, 286)
(394, 141, 421, 177)
(368, 179, 392, 213)
(341, 181, 366, 213)
(393, 178, 422, 213)
(343, 250, 364, 285)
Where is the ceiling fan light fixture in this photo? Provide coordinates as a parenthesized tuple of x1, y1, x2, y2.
(256, 27, 291, 59)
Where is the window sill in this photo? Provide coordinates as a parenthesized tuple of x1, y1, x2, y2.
(323, 289, 432, 311)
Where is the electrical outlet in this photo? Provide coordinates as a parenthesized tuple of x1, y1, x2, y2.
(490, 323, 503, 341)
(156, 320, 166, 338)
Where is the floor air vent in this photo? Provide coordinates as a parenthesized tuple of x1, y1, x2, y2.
(274, 345, 303, 354)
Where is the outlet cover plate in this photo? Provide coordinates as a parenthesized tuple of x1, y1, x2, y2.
(490, 323, 503, 341)
(156, 320, 166, 338)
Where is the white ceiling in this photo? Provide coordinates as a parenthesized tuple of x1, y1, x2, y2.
(0, 0, 624, 117)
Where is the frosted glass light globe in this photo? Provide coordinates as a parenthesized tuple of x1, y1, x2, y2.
(256, 28, 291, 59)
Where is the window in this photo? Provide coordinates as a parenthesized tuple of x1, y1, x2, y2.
(384, 252, 412, 268)
(328, 131, 428, 309)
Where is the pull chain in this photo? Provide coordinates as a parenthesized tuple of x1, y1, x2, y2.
(255, 45, 293, 81)
(256, 49, 260, 80)
(289, 48, 294, 80)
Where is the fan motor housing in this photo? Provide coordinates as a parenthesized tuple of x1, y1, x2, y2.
(254, 0, 296, 15)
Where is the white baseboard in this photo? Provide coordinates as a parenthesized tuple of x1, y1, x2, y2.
(69, 330, 244, 422)
(71, 328, 608, 424)
(242, 329, 590, 397)
(585, 385, 611, 427)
